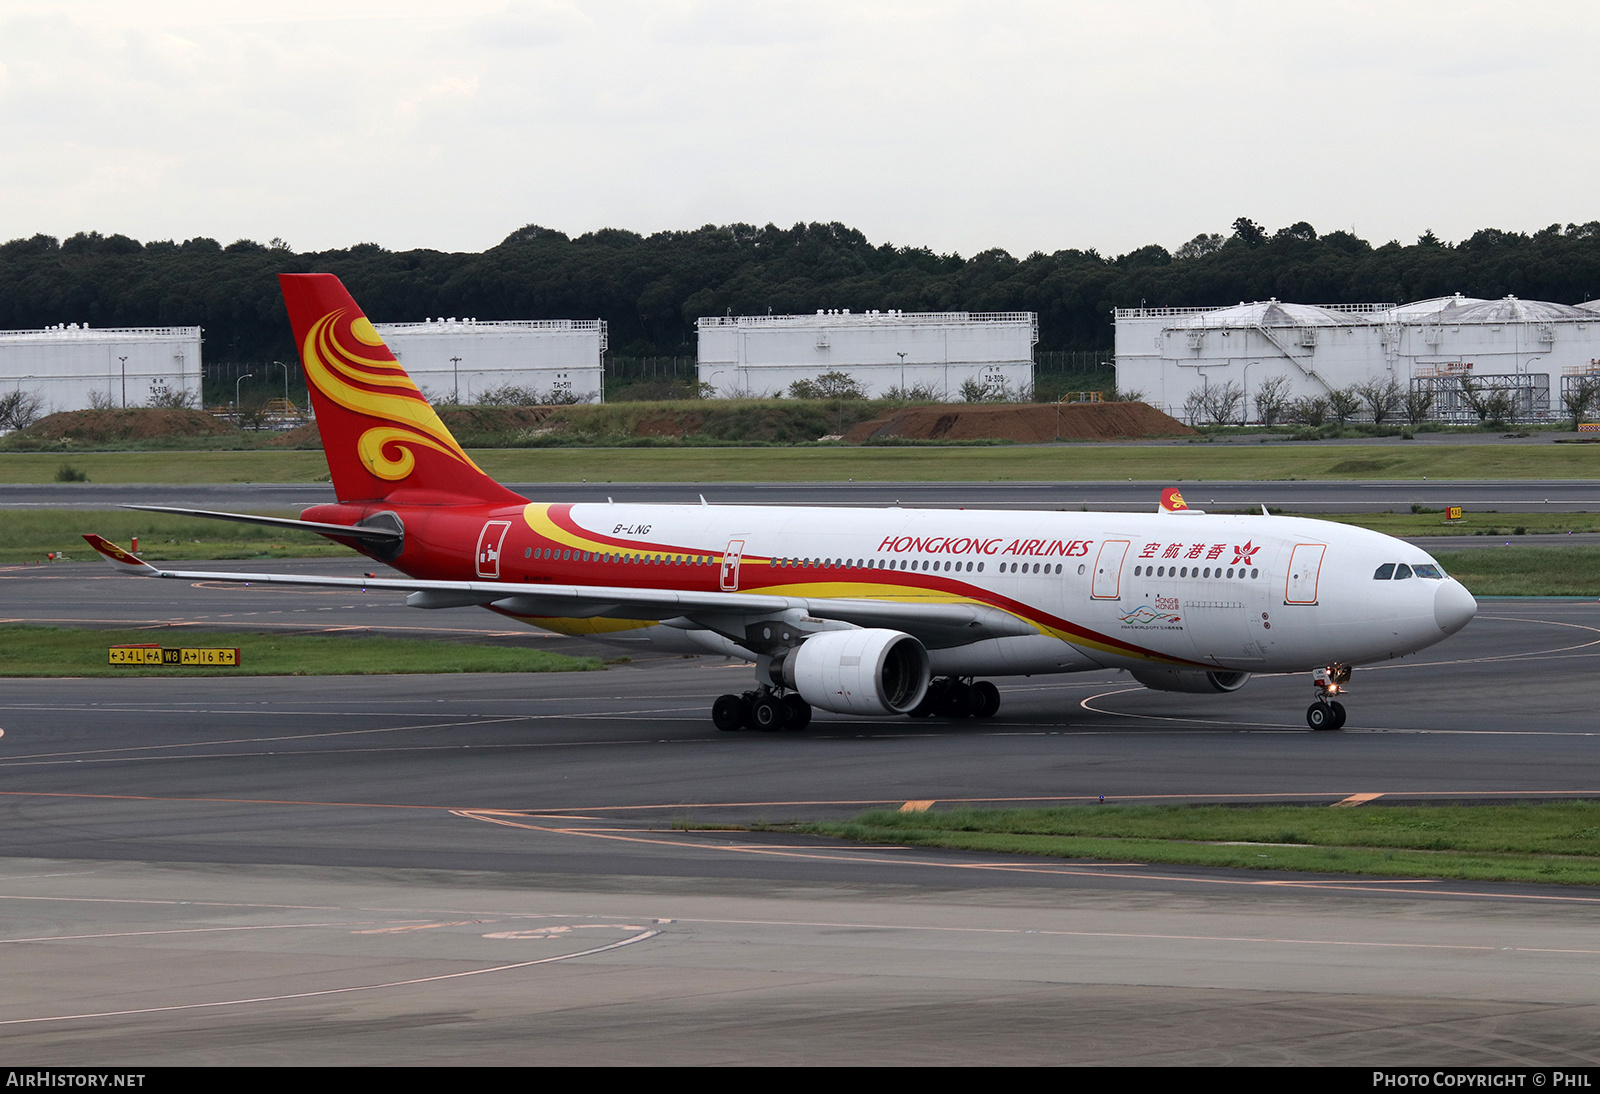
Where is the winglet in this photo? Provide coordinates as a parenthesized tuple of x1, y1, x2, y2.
(81, 534, 160, 576)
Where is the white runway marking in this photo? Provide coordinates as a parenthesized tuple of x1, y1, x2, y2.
(0, 928, 660, 1027)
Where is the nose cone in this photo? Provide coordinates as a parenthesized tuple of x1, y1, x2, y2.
(1434, 580, 1476, 636)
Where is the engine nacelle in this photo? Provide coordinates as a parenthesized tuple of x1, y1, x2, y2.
(772, 629, 931, 716)
(1129, 668, 1250, 694)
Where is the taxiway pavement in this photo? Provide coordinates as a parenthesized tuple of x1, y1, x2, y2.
(0, 590, 1597, 1063)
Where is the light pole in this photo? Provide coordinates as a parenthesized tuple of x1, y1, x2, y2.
(450, 357, 462, 405)
(236, 373, 253, 416)
(897, 351, 907, 394)
(118, 356, 128, 408)
(275, 361, 290, 407)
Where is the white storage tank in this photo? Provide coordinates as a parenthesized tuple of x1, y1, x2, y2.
(1114, 295, 1600, 424)
(0, 324, 202, 415)
(374, 318, 607, 405)
(697, 310, 1037, 400)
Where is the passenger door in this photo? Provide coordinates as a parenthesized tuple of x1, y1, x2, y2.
(1091, 540, 1131, 599)
(1285, 543, 1326, 605)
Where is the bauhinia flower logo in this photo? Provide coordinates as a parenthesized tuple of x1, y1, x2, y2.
(1231, 541, 1260, 566)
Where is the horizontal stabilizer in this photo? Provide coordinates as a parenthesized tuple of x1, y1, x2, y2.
(122, 505, 403, 542)
(81, 534, 160, 576)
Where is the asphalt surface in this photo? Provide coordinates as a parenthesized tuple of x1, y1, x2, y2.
(1, 563, 1599, 1062)
(7, 477, 1600, 512)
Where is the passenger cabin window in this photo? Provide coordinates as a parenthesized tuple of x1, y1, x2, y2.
(1374, 563, 1395, 580)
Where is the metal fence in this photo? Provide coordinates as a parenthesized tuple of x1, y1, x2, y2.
(1411, 373, 1553, 423)
(1035, 350, 1114, 374)
(604, 356, 696, 381)
(201, 360, 307, 408)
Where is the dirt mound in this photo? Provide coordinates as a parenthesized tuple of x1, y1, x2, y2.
(273, 406, 563, 448)
(17, 409, 243, 443)
(633, 411, 705, 437)
(842, 402, 1194, 444)
(269, 421, 322, 447)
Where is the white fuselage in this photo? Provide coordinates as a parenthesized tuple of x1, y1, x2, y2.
(512, 502, 1475, 677)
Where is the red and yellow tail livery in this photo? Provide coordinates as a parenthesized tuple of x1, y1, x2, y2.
(279, 274, 522, 507)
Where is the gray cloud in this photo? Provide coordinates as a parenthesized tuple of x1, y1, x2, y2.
(0, 0, 1596, 258)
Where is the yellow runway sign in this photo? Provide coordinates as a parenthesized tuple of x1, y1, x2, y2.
(109, 645, 241, 667)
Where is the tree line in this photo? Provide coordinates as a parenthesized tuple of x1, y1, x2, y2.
(2, 217, 1599, 363)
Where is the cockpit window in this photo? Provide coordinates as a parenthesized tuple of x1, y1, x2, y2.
(1393, 563, 1413, 580)
(1412, 563, 1444, 579)
(1373, 563, 1395, 580)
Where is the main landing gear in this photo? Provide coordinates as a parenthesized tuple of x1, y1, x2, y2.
(713, 689, 812, 732)
(1306, 664, 1352, 731)
(907, 677, 1002, 720)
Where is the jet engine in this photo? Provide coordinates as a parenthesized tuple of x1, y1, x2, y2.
(770, 628, 931, 716)
(1129, 668, 1250, 694)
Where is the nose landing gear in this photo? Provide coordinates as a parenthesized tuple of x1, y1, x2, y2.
(1307, 665, 1351, 731)
(1306, 700, 1346, 731)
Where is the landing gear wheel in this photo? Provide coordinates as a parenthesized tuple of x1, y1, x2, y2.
(971, 681, 1001, 719)
(907, 691, 937, 718)
(1306, 701, 1344, 731)
(942, 681, 979, 718)
(749, 694, 787, 732)
(712, 693, 747, 732)
(782, 694, 812, 731)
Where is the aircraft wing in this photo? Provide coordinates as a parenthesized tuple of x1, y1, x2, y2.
(81, 535, 1036, 649)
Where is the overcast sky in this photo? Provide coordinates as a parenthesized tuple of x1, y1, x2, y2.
(2, 1, 1597, 259)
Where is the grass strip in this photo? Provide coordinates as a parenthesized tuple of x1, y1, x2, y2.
(0, 508, 354, 565)
(1432, 545, 1600, 597)
(0, 624, 603, 677)
(2, 442, 1599, 484)
(0, 451, 331, 484)
(1289, 510, 1600, 538)
(783, 803, 1600, 886)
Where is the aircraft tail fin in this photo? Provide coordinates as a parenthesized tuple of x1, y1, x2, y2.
(1158, 487, 1204, 514)
(277, 273, 524, 506)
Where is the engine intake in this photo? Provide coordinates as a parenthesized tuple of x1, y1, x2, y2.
(1129, 668, 1250, 694)
(771, 628, 930, 716)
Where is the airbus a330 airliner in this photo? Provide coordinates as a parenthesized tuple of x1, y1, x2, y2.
(85, 274, 1477, 731)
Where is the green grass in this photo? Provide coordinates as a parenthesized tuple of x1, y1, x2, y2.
(0, 509, 354, 564)
(1433, 545, 1600, 597)
(786, 802, 1600, 886)
(0, 451, 330, 484)
(1, 442, 1598, 484)
(1305, 511, 1600, 538)
(2, 433, 313, 454)
(0, 624, 603, 677)
(469, 443, 1600, 484)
